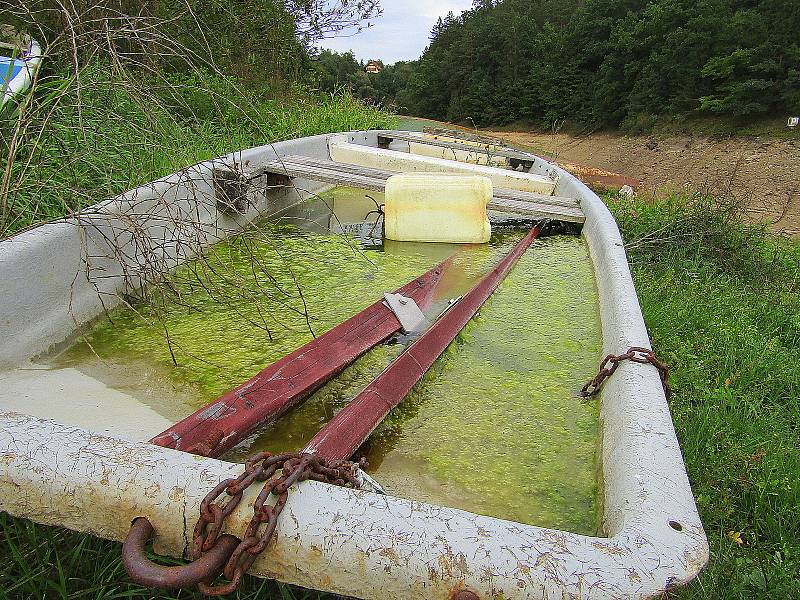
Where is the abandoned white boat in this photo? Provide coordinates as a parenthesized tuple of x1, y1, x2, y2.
(0, 128, 708, 599)
(0, 34, 41, 107)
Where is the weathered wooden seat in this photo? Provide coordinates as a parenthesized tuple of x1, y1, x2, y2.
(422, 126, 507, 148)
(376, 130, 537, 170)
(258, 155, 584, 224)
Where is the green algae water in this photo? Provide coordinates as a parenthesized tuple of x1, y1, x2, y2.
(366, 239, 602, 533)
(51, 187, 601, 534)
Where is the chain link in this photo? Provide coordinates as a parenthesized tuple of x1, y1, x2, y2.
(192, 451, 362, 596)
(581, 346, 671, 400)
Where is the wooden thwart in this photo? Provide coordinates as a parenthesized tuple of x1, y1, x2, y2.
(259, 155, 585, 224)
(376, 130, 536, 167)
(422, 126, 507, 148)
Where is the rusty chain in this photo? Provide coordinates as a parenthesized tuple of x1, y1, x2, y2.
(580, 346, 671, 400)
(192, 451, 362, 596)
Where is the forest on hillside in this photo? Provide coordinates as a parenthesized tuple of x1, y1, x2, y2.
(316, 0, 800, 129)
(9, 0, 796, 130)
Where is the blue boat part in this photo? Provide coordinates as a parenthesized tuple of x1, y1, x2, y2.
(1, 37, 42, 107)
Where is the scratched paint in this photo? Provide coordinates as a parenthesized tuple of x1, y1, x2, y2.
(51, 186, 601, 534)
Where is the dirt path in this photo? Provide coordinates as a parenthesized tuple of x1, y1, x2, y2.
(487, 130, 800, 237)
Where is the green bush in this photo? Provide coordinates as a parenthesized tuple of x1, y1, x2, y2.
(397, 0, 800, 127)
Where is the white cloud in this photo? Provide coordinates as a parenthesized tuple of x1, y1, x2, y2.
(410, 0, 473, 19)
(318, 0, 474, 64)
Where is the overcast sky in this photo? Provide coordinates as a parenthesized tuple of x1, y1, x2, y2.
(318, 1, 474, 65)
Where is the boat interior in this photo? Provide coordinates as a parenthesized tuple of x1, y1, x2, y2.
(0, 124, 708, 600)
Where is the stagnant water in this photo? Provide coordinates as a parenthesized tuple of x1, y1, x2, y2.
(51, 187, 602, 534)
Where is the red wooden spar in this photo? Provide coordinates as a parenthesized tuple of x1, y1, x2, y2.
(150, 256, 453, 458)
(304, 226, 541, 464)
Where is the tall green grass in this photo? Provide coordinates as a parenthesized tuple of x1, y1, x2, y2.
(0, 64, 388, 598)
(0, 512, 326, 599)
(0, 65, 392, 237)
(607, 194, 800, 598)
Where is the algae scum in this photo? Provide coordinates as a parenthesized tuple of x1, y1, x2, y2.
(53, 188, 602, 534)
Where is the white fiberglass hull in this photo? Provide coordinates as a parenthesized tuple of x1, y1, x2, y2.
(0, 131, 708, 599)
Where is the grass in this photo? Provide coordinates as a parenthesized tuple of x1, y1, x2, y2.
(487, 114, 799, 140)
(0, 512, 326, 599)
(606, 193, 800, 598)
(0, 64, 392, 237)
(636, 114, 799, 140)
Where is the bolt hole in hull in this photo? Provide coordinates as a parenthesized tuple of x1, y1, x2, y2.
(0, 130, 708, 599)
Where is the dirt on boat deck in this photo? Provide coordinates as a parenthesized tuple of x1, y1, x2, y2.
(486, 130, 800, 237)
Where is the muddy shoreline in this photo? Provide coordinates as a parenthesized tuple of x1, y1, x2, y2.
(487, 129, 800, 237)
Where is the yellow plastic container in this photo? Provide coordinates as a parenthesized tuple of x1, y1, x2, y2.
(384, 173, 492, 243)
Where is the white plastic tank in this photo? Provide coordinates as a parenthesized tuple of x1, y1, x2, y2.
(384, 173, 492, 243)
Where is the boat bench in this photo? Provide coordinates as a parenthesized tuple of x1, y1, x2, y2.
(252, 155, 584, 224)
(375, 131, 537, 170)
(422, 126, 507, 148)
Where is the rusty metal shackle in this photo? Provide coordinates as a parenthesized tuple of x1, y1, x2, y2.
(123, 517, 239, 589)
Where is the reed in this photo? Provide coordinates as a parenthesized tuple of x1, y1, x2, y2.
(0, 64, 390, 237)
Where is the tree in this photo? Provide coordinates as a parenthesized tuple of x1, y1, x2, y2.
(284, 0, 382, 47)
(396, 0, 799, 127)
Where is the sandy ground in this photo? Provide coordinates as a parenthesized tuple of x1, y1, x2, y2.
(487, 130, 800, 237)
